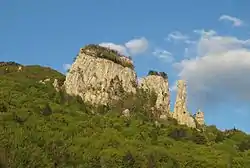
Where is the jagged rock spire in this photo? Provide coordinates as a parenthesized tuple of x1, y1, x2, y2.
(173, 80, 196, 128)
(173, 80, 187, 118)
(195, 109, 205, 125)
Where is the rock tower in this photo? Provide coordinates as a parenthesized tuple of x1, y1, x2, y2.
(195, 109, 205, 126)
(64, 45, 137, 106)
(139, 72, 170, 117)
(62, 44, 205, 128)
(173, 80, 196, 128)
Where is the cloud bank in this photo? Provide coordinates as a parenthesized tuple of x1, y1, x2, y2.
(174, 29, 250, 109)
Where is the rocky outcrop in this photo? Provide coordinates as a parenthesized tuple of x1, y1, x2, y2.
(53, 79, 60, 92)
(122, 109, 130, 117)
(38, 78, 51, 84)
(62, 44, 205, 128)
(139, 74, 170, 116)
(195, 109, 205, 126)
(17, 66, 23, 72)
(172, 80, 196, 128)
(64, 45, 137, 106)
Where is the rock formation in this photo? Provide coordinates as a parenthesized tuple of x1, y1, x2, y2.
(139, 73, 170, 117)
(173, 80, 196, 128)
(122, 109, 130, 117)
(17, 66, 23, 72)
(195, 109, 205, 126)
(38, 78, 51, 84)
(53, 79, 60, 92)
(64, 45, 137, 106)
(62, 44, 205, 128)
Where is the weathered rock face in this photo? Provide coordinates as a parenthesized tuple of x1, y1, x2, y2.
(62, 44, 205, 127)
(173, 80, 196, 128)
(17, 66, 23, 72)
(64, 47, 137, 105)
(139, 75, 170, 116)
(38, 78, 51, 84)
(195, 109, 205, 126)
(53, 79, 60, 92)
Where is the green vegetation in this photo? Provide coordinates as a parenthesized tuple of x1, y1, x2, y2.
(148, 70, 168, 79)
(1, 62, 250, 167)
(80, 44, 134, 70)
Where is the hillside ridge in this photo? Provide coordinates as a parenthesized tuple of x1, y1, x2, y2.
(64, 44, 203, 128)
(0, 45, 250, 167)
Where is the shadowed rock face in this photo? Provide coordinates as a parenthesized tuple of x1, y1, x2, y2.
(173, 80, 196, 128)
(139, 75, 170, 116)
(64, 47, 137, 106)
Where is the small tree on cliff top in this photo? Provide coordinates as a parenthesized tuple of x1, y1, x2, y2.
(148, 70, 168, 79)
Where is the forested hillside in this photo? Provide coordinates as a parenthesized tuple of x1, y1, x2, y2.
(0, 63, 250, 168)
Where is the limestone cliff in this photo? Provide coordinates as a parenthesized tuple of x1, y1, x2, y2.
(139, 72, 170, 116)
(63, 44, 205, 128)
(194, 109, 205, 126)
(64, 45, 137, 105)
(172, 80, 196, 128)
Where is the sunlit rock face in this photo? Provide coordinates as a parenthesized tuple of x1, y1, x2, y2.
(173, 80, 196, 128)
(139, 74, 170, 116)
(64, 45, 205, 128)
(64, 45, 137, 106)
(195, 109, 205, 126)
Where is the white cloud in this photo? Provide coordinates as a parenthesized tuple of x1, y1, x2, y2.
(196, 33, 250, 56)
(174, 29, 250, 108)
(153, 49, 174, 63)
(125, 37, 149, 54)
(167, 31, 189, 41)
(193, 29, 217, 37)
(63, 63, 71, 71)
(99, 37, 149, 56)
(219, 15, 244, 27)
(99, 43, 128, 55)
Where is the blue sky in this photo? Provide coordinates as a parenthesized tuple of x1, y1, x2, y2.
(1, 0, 250, 133)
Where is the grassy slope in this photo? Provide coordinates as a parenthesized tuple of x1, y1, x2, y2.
(0, 63, 250, 168)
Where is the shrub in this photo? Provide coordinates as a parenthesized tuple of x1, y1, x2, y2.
(168, 127, 188, 140)
(190, 130, 207, 145)
(148, 70, 158, 76)
(237, 138, 250, 152)
(80, 44, 134, 70)
(41, 103, 52, 116)
(0, 101, 8, 113)
(148, 70, 168, 79)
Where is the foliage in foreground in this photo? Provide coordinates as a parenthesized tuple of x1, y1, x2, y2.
(1, 63, 250, 168)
